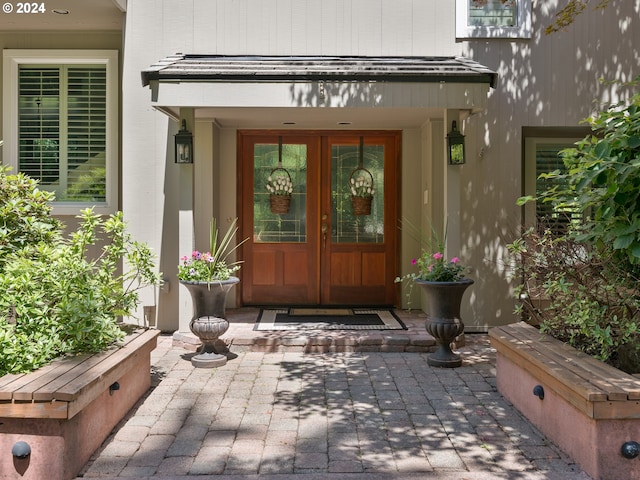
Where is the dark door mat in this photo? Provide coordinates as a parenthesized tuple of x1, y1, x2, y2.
(254, 308, 407, 331)
(289, 308, 353, 316)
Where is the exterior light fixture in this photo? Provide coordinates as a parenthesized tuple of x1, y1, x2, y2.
(174, 119, 193, 164)
(12, 441, 31, 459)
(447, 121, 466, 165)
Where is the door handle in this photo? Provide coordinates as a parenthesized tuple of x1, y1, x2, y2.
(321, 223, 328, 249)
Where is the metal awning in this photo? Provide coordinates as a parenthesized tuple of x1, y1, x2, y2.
(141, 54, 497, 88)
(140, 54, 497, 122)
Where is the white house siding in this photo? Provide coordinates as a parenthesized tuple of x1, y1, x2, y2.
(118, 0, 638, 331)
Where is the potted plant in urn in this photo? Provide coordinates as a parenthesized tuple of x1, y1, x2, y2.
(178, 217, 247, 367)
(396, 223, 473, 368)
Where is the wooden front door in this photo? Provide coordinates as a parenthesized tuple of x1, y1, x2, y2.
(239, 130, 399, 306)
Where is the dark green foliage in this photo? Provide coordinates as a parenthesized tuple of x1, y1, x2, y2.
(533, 83, 640, 268)
(0, 167, 160, 375)
(510, 230, 640, 372)
(0, 165, 61, 267)
(513, 82, 640, 373)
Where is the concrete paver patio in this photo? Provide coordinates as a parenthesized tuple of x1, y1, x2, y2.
(77, 310, 592, 480)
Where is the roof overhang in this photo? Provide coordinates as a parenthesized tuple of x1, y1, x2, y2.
(141, 55, 497, 122)
(142, 54, 496, 88)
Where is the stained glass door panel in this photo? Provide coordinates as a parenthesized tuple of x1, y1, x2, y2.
(240, 131, 399, 306)
(320, 135, 398, 305)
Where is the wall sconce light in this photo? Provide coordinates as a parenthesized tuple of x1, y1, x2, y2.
(174, 119, 193, 164)
(447, 121, 466, 165)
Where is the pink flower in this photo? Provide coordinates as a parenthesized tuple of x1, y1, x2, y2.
(432, 252, 444, 260)
(450, 257, 460, 264)
(411, 258, 417, 265)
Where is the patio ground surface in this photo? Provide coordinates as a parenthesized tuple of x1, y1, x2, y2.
(76, 309, 592, 480)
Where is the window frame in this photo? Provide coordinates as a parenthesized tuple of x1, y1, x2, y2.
(456, 0, 532, 39)
(3, 49, 118, 215)
(522, 128, 592, 230)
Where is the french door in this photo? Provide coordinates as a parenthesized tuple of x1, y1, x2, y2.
(239, 130, 399, 306)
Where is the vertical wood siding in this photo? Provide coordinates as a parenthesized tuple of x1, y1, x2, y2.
(165, 0, 461, 57)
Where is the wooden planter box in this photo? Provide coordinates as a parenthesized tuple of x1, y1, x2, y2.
(490, 322, 640, 480)
(0, 328, 160, 480)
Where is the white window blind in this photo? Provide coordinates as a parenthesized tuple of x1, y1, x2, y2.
(18, 65, 107, 203)
(534, 143, 581, 235)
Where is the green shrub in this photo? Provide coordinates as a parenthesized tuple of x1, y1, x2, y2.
(0, 165, 61, 266)
(509, 228, 640, 372)
(513, 82, 640, 373)
(525, 83, 640, 269)
(0, 167, 160, 376)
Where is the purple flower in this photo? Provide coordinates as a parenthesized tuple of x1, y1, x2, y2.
(450, 257, 460, 264)
(411, 258, 417, 265)
(433, 252, 444, 260)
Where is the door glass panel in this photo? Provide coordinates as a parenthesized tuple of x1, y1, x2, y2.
(253, 143, 307, 243)
(331, 143, 384, 244)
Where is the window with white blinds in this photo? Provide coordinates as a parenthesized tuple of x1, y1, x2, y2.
(523, 134, 588, 234)
(533, 143, 581, 235)
(3, 49, 117, 214)
(18, 65, 107, 202)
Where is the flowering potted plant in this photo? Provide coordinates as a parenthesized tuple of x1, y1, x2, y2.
(396, 220, 473, 368)
(178, 217, 247, 367)
(178, 218, 243, 283)
(411, 251, 467, 282)
(267, 168, 294, 214)
(349, 168, 375, 215)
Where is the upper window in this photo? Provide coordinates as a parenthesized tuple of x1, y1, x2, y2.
(3, 50, 118, 214)
(456, 0, 532, 39)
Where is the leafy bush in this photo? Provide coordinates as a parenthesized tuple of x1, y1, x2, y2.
(509, 228, 640, 372)
(525, 86, 640, 268)
(0, 165, 61, 266)
(0, 167, 160, 376)
(513, 83, 640, 372)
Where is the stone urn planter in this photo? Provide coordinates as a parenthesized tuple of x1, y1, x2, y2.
(180, 276, 239, 368)
(415, 278, 474, 368)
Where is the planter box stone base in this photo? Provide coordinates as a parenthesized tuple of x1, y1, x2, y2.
(0, 329, 159, 480)
(491, 322, 640, 480)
